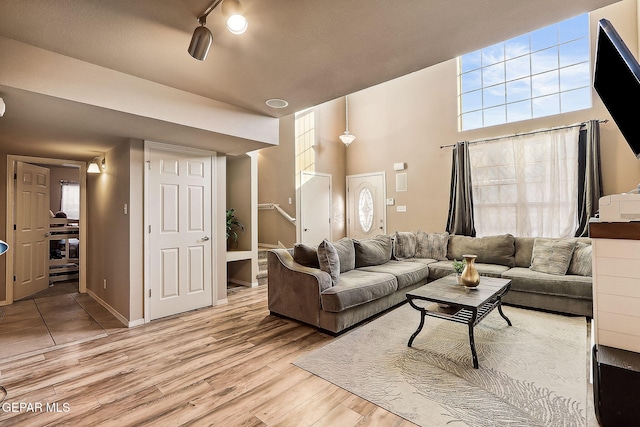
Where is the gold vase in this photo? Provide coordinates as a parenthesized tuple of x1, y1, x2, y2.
(461, 254, 480, 287)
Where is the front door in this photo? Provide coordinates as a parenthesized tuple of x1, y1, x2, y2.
(347, 172, 386, 239)
(299, 171, 332, 245)
(14, 162, 50, 299)
(147, 144, 214, 320)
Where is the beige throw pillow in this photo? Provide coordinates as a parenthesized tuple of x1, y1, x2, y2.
(393, 231, 416, 260)
(530, 238, 577, 275)
(415, 231, 449, 261)
(567, 242, 592, 276)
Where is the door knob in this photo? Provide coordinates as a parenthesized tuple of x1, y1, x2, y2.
(202, 236, 210, 241)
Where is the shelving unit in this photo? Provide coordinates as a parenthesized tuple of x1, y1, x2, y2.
(49, 218, 80, 283)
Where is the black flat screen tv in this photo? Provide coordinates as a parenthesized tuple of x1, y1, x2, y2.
(594, 18, 640, 159)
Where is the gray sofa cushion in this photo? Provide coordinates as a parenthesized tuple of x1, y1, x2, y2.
(427, 260, 510, 280)
(293, 243, 319, 268)
(393, 231, 416, 260)
(514, 237, 536, 268)
(320, 270, 398, 312)
(333, 237, 356, 273)
(415, 231, 449, 260)
(354, 235, 392, 267)
(358, 260, 429, 289)
(317, 240, 340, 285)
(568, 242, 592, 276)
(530, 238, 577, 275)
(502, 267, 592, 299)
(447, 234, 516, 267)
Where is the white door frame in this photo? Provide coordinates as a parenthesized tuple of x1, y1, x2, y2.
(346, 171, 387, 238)
(3, 155, 87, 306)
(297, 171, 332, 244)
(143, 141, 218, 322)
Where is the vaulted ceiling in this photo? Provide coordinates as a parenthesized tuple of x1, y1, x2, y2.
(0, 0, 620, 158)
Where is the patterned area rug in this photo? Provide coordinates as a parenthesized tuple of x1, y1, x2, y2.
(295, 304, 588, 427)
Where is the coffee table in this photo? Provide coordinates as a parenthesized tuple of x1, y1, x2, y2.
(406, 275, 512, 369)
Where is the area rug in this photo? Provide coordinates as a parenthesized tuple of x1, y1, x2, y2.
(295, 304, 588, 427)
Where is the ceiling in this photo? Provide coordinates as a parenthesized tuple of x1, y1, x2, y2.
(0, 0, 620, 159)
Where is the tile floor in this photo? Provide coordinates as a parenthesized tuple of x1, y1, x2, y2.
(0, 287, 125, 360)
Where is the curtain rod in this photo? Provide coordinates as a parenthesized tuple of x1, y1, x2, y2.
(439, 119, 608, 149)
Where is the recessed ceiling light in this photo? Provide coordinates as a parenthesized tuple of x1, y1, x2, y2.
(265, 98, 288, 109)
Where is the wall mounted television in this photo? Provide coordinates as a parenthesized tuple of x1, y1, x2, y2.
(594, 18, 640, 159)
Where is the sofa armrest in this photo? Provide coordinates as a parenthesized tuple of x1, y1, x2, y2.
(267, 249, 331, 327)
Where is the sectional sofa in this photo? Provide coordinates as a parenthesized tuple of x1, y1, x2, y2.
(267, 232, 592, 334)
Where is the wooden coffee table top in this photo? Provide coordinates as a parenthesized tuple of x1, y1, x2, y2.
(407, 275, 512, 309)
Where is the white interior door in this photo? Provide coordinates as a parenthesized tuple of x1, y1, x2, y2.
(14, 161, 50, 299)
(147, 145, 213, 320)
(299, 171, 332, 245)
(347, 172, 386, 239)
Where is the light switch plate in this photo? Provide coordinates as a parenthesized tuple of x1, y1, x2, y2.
(397, 205, 407, 212)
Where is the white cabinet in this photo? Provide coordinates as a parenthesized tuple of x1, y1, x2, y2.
(591, 221, 640, 353)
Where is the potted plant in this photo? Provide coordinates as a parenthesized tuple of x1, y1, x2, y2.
(226, 208, 245, 248)
(452, 259, 465, 284)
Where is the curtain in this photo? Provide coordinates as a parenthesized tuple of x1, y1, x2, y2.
(575, 120, 603, 237)
(446, 141, 476, 236)
(468, 126, 580, 238)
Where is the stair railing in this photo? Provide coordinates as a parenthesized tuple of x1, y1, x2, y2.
(258, 203, 296, 225)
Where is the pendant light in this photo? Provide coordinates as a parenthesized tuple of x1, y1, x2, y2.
(339, 96, 356, 147)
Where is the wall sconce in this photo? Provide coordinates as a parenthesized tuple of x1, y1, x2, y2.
(0, 240, 8, 256)
(87, 157, 105, 174)
(0, 97, 5, 117)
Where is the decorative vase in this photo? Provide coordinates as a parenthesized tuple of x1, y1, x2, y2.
(461, 254, 480, 287)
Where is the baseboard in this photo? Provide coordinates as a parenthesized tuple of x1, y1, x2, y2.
(87, 289, 139, 328)
(228, 278, 258, 288)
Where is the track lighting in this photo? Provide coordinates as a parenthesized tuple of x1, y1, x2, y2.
(188, 0, 248, 61)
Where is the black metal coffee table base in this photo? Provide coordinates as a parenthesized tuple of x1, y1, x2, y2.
(406, 276, 512, 369)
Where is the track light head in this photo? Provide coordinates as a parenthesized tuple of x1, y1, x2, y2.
(222, 0, 248, 34)
(188, 24, 213, 61)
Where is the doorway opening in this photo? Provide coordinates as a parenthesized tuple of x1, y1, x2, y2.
(3, 155, 88, 305)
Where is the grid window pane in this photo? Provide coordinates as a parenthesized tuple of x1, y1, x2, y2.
(533, 93, 560, 117)
(560, 62, 590, 91)
(561, 87, 591, 113)
(461, 51, 482, 73)
(506, 55, 530, 81)
(506, 77, 531, 103)
(505, 35, 530, 59)
(560, 38, 589, 67)
(458, 13, 590, 130)
(461, 90, 483, 113)
(483, 63, 505, 86)
(531, 46, 559, 74)
(461, 70, 482, 93)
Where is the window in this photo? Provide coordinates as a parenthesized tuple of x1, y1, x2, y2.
(295, 108, 316, 188)
(468, 126, 580, 237)
(358, 188, 374, 233)
(459, 14, 591, 130)
(60, 181, 80, 220)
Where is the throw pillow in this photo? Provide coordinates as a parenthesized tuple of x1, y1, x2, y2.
(415, 231, 449, 261)
(354, 235, 393, 267)
(530, 238, 577, 275)
(568, 242, 592, 276)
(393, 231, 416, 260)
(293, 243, 319, 268)
(332, 237, 356, 273)
(317, 239, 340, 285)
(447, 234, 516, 267)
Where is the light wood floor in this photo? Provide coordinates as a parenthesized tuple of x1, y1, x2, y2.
(0, 285, 417, 427)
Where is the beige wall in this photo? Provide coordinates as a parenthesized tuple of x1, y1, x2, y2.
(86, 140, 134, 319)
(258, 115, 297, 248)
(335, 0, 640, 235)
(227, 155, 252, 251)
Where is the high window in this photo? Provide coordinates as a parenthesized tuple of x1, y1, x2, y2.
(294, 108, 316, 188)
(459, 14, 591, 130)
(60, 181, 80, 220)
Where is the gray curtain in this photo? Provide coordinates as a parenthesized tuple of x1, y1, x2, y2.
(575, 120, 603, 237)
(446, 141, 476, 236)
